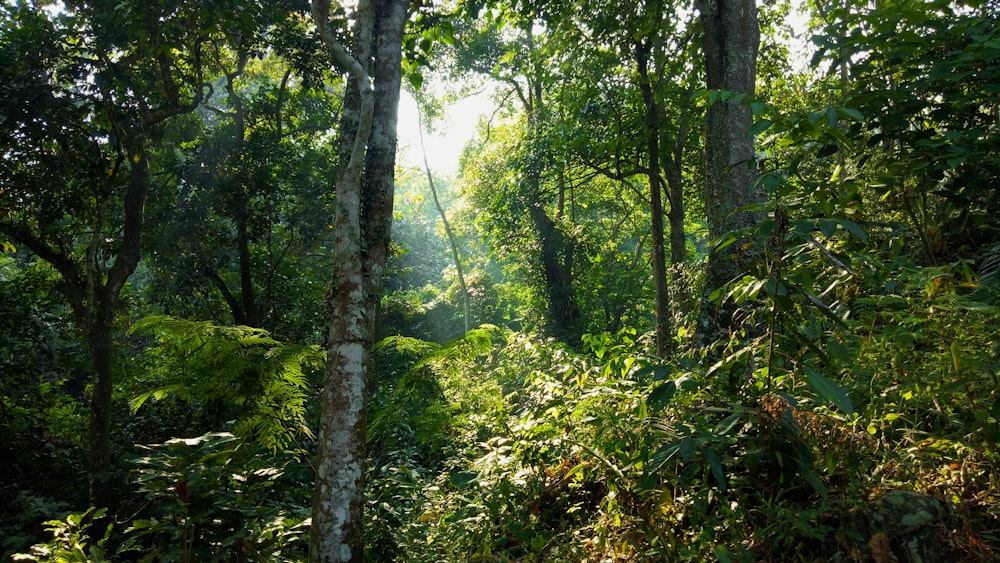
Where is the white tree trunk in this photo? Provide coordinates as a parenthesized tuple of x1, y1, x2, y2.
(309, 0, 408, 560)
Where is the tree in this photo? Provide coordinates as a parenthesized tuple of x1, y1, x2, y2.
(697, 0, 763, 332)
(415, 95, 472, 334)
(0, 0, 276, 509)
(453, 13, 583, 344)
(308, 0, 409, 559)
(814, 0, 1000, 264)
(143, 48, 340, 342)
(551, 0, 698, 355)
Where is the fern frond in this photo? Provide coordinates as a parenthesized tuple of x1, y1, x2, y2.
(376, 335, 441, 357)
(129, 384, 187, 414)
(130, 315, 322, 451)
(417, 324, 502, 369)
(975, 243, 1000, 302)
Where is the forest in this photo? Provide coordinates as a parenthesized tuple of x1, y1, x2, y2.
(1, 0, 998, 561)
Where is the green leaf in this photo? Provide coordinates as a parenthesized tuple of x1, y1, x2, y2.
(713, 411, 745, 436)
(797, 457, 828, 497)
(818, 218, 837, 238)
(703, 447, 727, 491)
(633, 364, 672, 381)
(407, 71, 424, 90)
(839, 107, 863, 120)
(647, 381, 676, 410)
(837, 219, 867, 240)
(817, 143, 840, 158)
(759, 172, 784, 193)
(826, 107, 839, 128)
(750, 119, 773, 137)
(803, 366, 854, 415)
(647, 442, 682, 473)
(749, 100, 768, 116)
(714, 545, 735, 563)
(448, 470, 479, 488)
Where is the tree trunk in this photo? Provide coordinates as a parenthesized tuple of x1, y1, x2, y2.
(518, 51, 581, 345)
(529, 203, 581, 344)
(417, 102, 471, 334)
(86, 295, 116, 510)
(665, 101, 690, 268)
(636, 38, 671, 358)
(697, 0, 761, 331)
(309, 0, 407, 560)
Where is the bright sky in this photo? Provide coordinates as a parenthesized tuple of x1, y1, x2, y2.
(396, 89, 495, 178)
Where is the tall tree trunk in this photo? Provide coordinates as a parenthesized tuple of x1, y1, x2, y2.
(237, 215, 259, 326)
(515, 50, 581, 345)
(417, 102, 471, 334)
(636, 38, 671, 358)
(88, 145, 150, 508)
(86, 295, 116, 510)
(309, 0, 407, 560)
(665, 100, 690, 268)
(697, 0, 761, 332)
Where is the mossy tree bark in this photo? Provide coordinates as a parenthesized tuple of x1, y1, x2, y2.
(308, 0, 407, 560)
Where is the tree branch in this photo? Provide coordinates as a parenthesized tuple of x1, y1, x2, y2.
(312, 0, 375, 177)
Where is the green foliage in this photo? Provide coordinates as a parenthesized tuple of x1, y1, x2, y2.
(141, 49, 339, 343)
(127, 316, 323, 451)
(12, 508, 112, 563)
(128, 432, 310, 562)
(368, 325, 505, 467)
(0, 257, 89, 558)
(816, 0, 1000, 261)
(4, 1, 1000, 561)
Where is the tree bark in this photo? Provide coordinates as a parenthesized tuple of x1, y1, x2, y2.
(665, 100, 690, 268)
(309, 0, 407, 560)
(636, 38, 672, 358)
(697, 0, 761, 331)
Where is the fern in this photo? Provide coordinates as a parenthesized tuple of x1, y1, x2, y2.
(975, 243, 1000, 303)
(128, 316, 324, 450)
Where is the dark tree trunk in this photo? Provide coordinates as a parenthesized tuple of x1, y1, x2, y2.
(636, 38, 672, 358)
(698, 0, 761, 332)
(517, 43, 581, 345)
(665, 101, 690, 268)
(529, 204, 580, 343)
(86, 296, 116, 510)
(87, 145, 150, 508)
(237, 215, 259, 326)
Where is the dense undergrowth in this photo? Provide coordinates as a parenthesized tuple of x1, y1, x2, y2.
(5, 280, 998, 561)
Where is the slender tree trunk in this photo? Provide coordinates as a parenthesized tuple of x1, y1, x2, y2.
(237, 215, 259, 326)
(636, 39, 671, 358)
(665, 101, 690, 268)
(697, 0, 761, 332)
(309, 0, 407, 560)
(417, 102, 471, 334)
